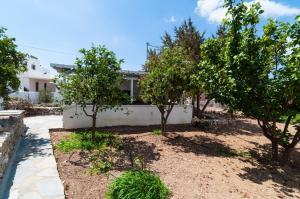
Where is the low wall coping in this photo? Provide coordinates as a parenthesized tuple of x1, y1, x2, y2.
(0, 110, 24, 116)
(65, 104, 192, 108)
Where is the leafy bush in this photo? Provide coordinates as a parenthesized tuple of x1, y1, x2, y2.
(55, 131, 121, 153)
(133, 155, 146, 170)
(152, 129, 162, 136)
(88, 147, 119, 175)
(217, 148, 250, 158)
(38, 90, 53, 103)
(106, 170, 171, 199)
(89, 158, 112, 174)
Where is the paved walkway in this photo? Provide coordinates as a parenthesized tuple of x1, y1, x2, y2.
(5, 116, 65, 199)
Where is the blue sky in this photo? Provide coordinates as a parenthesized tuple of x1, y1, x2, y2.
(0, 0, 299, 72)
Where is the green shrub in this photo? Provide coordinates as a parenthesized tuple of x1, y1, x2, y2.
(55, 131, 121, 153)
(106, 170, 171, 199)
(133, 155, 146, 170)
(89, 158, 112, 174)
(152, 129, 162, 136)
(88, 147, 119, 175)
(38, 90, 53, 103)
(217, 148, 250, 158)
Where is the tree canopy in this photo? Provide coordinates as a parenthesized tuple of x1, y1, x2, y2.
(0, 27, 26, 99)
(198, 0, 300, 162)
(57, 45, 126, 140)
(140, 47, 190, 134)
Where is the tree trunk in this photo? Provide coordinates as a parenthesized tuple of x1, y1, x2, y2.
(271, 140, 279, 161)
(196, 93, 200, 117)
(192, 96, 195, 117)
(162, 119, 166, 135)
(198, 99, 212, 119)
(282, 147, 293, 165)
(160, 112, 165, 136)
(92, 114, 97, 141)
(158, 105, 173, 137)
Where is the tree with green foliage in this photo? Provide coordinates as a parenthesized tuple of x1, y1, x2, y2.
(212, 25, 226, 39)
(162, 18, 206, 117)
(57, 45, 126, 140)
(140, 47, 189, 135)
(0, 27, 26, 99)
(143, 49, 160, 72)
(198, 0, 300, 162)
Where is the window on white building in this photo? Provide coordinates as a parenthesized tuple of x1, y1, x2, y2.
(31, 64, 36, 70)
(35, 82, 39, 91)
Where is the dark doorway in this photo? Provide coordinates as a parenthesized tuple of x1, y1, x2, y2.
(35, 82, 39, 91)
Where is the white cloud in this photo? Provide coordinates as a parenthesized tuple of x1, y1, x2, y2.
(195, 0, 300, 23)
(164, 16, 176, 23)
(256, 0, 300, 17)
(195, 0, 226, 23)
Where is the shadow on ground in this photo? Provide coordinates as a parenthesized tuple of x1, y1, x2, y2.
(163, 133, 237, 157)
(53, 116, 300, 198)
(238, 144, 300, 198)
(3, 125, 53, 199)
(64, 118, 262, 137)
(66, 136, 160, 171)
(19, 133, 53, 158)
(163, 132, 300, 198)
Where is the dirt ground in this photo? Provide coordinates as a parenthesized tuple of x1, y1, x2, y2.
(50, 118, 300, 199)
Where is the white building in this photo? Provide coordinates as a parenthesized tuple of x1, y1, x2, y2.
(50, 63, 147, 101)
(8, 56, 60, 104)
(19, 55, 56, 92)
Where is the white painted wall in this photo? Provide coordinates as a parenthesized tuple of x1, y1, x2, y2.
(63, 105, 192, 129)
(9, 92, 39, 103)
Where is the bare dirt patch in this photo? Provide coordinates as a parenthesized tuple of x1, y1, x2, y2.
(51, 119, 300, 199)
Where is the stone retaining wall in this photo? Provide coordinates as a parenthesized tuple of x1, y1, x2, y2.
(0, 111, 24, 178)
(25, 107, 62, 117)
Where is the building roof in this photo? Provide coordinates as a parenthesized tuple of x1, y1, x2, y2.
(50, 63, 75, 70)
(50, 63, 147, 77)
(120, 70, 147, 77)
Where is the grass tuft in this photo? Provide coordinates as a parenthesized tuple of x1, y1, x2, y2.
(105, 170, 171, 199)
(217, 148, 250, 158)
(55, 131, 121, 153)
(152, 129, 162, 136)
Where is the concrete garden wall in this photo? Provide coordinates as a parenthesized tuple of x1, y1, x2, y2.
(63, 105, 192, 129)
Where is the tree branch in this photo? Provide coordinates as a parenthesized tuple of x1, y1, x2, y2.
(283, 115, 292, 134)
(287, 128, 300, 148)
(82, 107, 93, 117)
(165, 104, 174, 121)
(257, 119, 263, 129)
(257, 120, 273, 141)
(200, 98, 212, 116)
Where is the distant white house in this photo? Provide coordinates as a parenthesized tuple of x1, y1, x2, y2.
(19, 55, 56, 92)
(50, 63, 147, 101)
(8, 56, 61, 104)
